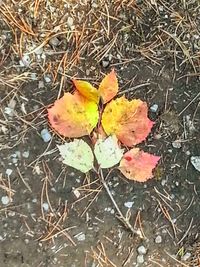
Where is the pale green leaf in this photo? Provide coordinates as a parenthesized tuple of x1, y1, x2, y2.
(94, 135, 124, 168)
(57, 139, 94, 173)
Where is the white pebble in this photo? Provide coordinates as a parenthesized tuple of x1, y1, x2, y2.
(137, 245, 147, 255)
(1, 196, 10, 205)
(6, 169, 12, 176)
(75, 233, 85, 241)
(150, 104, 158, 113)
(124, 201, 134, 208)
(136, 254, 144, 264)
(22, 151, 29, 158)
(19, 54, 31, 67)
(181, 252, 191, 261)
(44, 75, 51, 83)
(155, 235, 162, 244)
(67, 17, 74, 29)
(191, 156, 200, 172)
(41, 129, 52, 142)
(42, 202, 49, 212)
(172, 140, 181, 149)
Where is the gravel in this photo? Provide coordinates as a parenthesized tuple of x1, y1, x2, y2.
(191, 156, 200, 172)
(41, 129, 52, 142)
(136, 254, 144, 264)
(155, 235, 162, 244)
(1, 196, 10, 205)
(137, 245, 147, 255)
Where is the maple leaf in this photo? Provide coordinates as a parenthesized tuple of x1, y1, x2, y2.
(98, 69, 118, 104)
(73, 80, 100, 103)
(58, 139, 94, 173)
(119, 148, 160, 182)
(48, 92, 99, 137)
(101, 96, 154, 147)
(94, 135, 124, 168)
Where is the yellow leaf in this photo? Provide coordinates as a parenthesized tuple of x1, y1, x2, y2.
(48, 92, 99, 137)
(73, 80, 100, 103)
(101, 96, 154, 146)
(99, 69, 118, 104)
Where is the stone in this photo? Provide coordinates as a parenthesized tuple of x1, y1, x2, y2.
(137, 245, 147, 255)
(136, 254, 144, 264)
(155, 235, 162, 243)
(41, 129, 52, 142)
(191, 156, 200, 172)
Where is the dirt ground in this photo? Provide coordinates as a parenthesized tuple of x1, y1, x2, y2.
(0, 1, 200, 267)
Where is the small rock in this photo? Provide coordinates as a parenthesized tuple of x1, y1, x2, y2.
(124, 201, 134, 208)
(102, 60, 110, 68)
(1, 196, 10, 205)
(150, 104, 158, 113)
(22, 151, 29, 158)
(44, 75, 51, 83)
(49, 36, 60, 47)
(137, 245, 147, 255)
(6, 169, 12, 176)
(75, 233, 85, 241)
(42, 202, 49, 212)
(19, 54, 31, 67)
(155, 235, 162, 244)
(181, 252, 191, 261)
(34, 47, 43, 55)
(136, 254, 144, 264)
(191, 156, 200, 172)
(38, 80, 45, 89)
(67, 17, 74, 29)
(172, 140, 182, 149)
(41, 129, 52, 142)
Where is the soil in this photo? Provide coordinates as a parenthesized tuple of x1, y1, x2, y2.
(0, 1, 200, 267)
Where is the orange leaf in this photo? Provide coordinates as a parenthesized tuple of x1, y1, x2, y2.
(101, 96, 154, 146)
(99, 69, 118, 104)
(119, 148, 160, 182)
(48, 92, 99, 137)
(73, 80, 99, 103)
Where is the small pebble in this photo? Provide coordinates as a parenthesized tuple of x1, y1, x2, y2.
(124, 201, 134, 208)
(1, 196, 10, 205)
(6, 169, 12, 176)
(19, 54, 31, 67)
(34, 47, 43, 55)
(136, 254, 144, 264)
(75, 233, 85, 241)
(67, 17, 74, 29)
(191, 156, 200, 172)
(22, 151, 29, 158)
(49, 36, 60, 47)
(44, 75, 51, 83)
(150, 104, 158, 113)
(181, 252, 191, 261)
(102, 60, 110, 68)
(172, 140, 182, 149)
(137, 245, 147, 255)
(41, 129, 52, 142)
(42, 202, 49, 212)
(155, 235, 162, 244)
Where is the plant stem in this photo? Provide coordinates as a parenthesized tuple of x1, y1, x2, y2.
(99, 168, 143, 238)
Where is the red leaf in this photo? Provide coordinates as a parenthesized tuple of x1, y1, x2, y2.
(119, 148, 160, 182)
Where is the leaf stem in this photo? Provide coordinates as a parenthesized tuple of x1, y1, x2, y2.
(98, 168, 143, 238)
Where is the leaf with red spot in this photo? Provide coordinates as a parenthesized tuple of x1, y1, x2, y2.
(48, 92, 99, 137)
(102, 96, 154, 147)
(119, 148, 160, 182)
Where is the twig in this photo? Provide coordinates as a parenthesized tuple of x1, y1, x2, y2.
(98, 169, 143, 238)
(118, 82, 151, 95)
